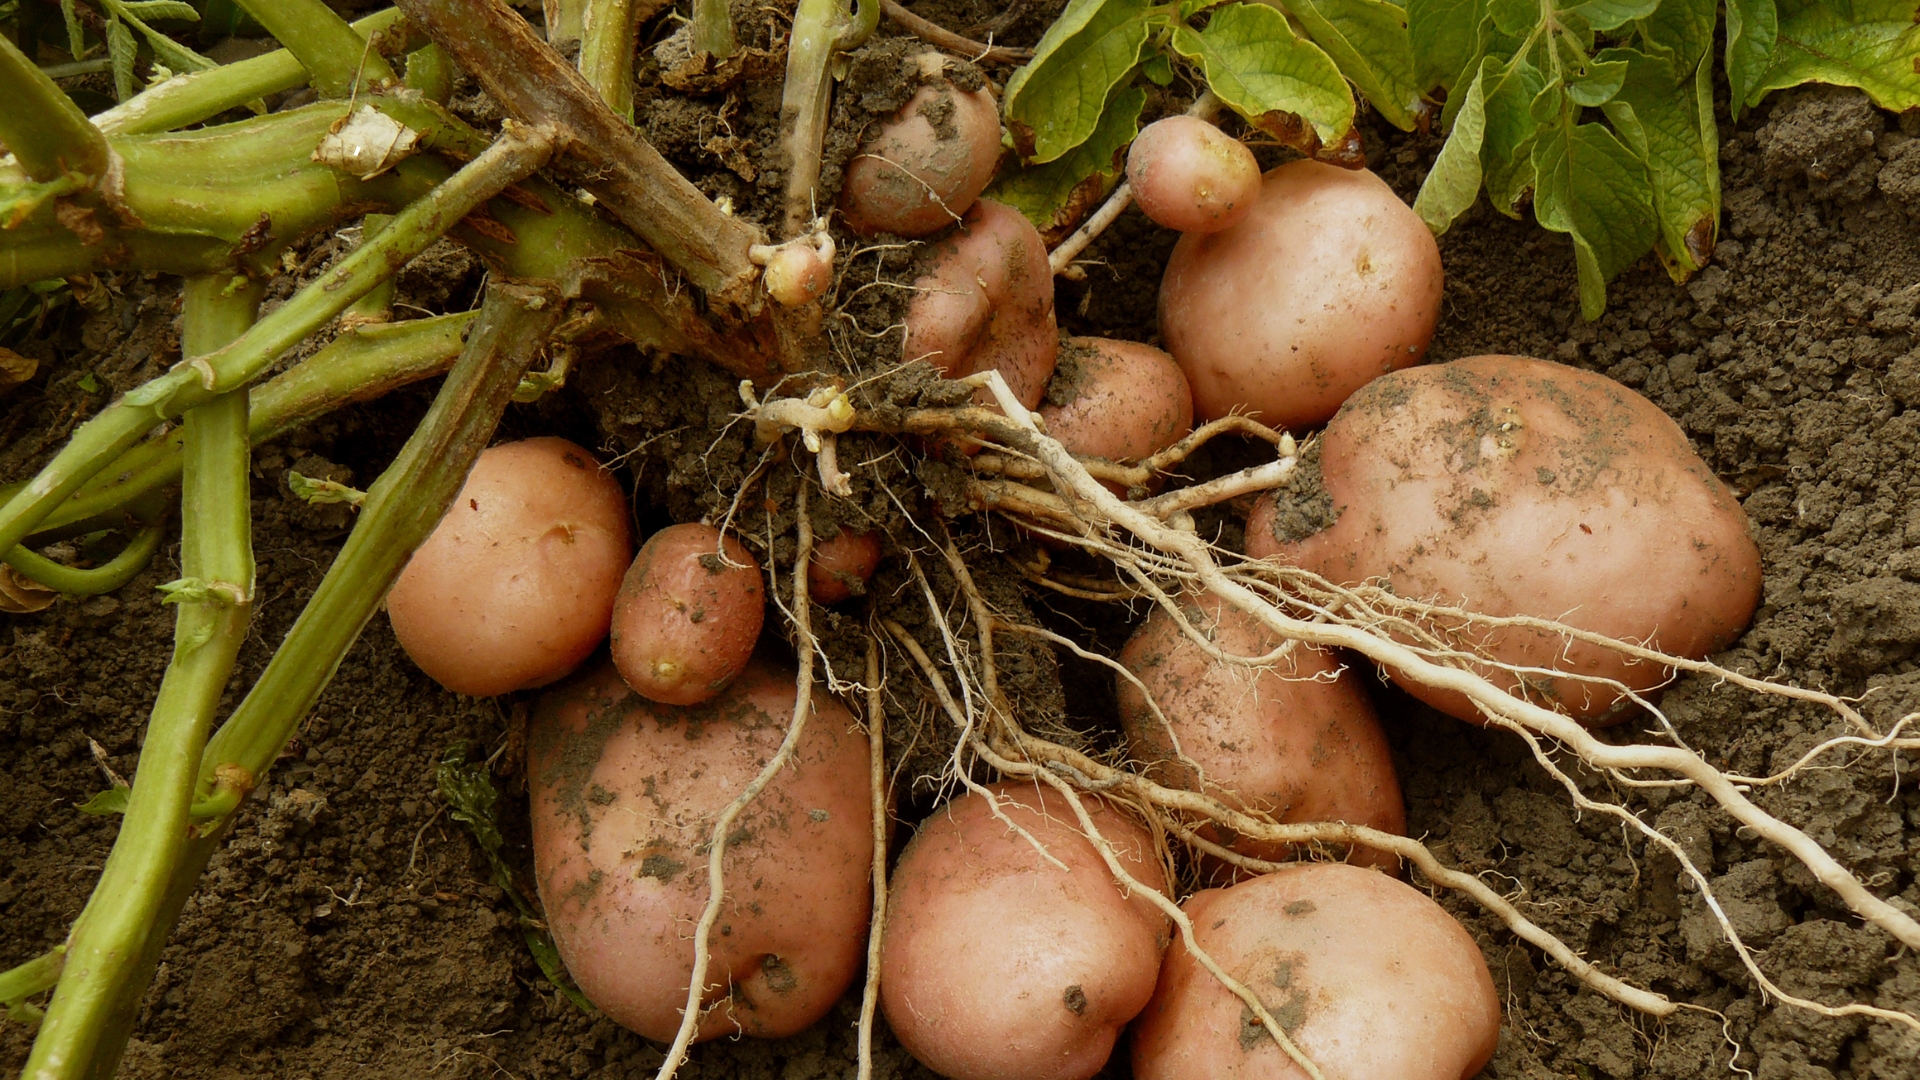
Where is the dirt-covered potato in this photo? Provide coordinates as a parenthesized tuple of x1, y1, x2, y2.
(1040, 337, 1194, 470)
(1247, 355, 1763, 725)
(1131, 863, 1501, 1080)
(530, 657, 871, 1042)
(904, 198, 1058, 410)
(882, 783, 1171, 1080)
(387, 437, 631, 697)
(610, 523, 764, 706)
(1126, 116, 1261, 234)
(807, 528, 881, 604)
(1159, 160, 1443, 430)
(840, 52, 1002, 238)
(1118, 590, 1404, 873)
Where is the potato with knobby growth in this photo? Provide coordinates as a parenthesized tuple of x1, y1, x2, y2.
(882, 783, 1171, 1080)
(839, 52, 1002, 238)
(1131, 862, 1501, 1080)
(610, 522, 764, 706)
(1126, 115, 1261, 234)
(1039, 337, 1194, 474)
(1247, 355, 1763, 725)
(1159, 160, 1443, 430)
(1118, 590, 1404, 874)
(904, 198, 1058, 411)
(807, 528, 881, 604)
(387, 437, 631, 697)
(530, 657, 871, 1042)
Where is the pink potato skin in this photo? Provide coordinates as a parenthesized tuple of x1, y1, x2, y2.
(529, 658, 871, 1043)
(1040, 337, 1195, 467)
(1159, 160, 1443, 430)
(807, 529, 882, 604)
(1117, 590, 1404, 875)
(904, 198, 1058, 411)
(1246, 355, 1763, 725)
(610, 523, 765, 706)
(840, 59, 1002, 238)
(881, 783, 1172, 1080)
(1131, 863, 1501, 1080)
(387, 436, 631, 697)
(1126, 115, 1262, 234)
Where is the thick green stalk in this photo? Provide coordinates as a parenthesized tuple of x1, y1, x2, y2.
(23, 276, 261, 1080)
(198, 279, 561, 806)
(405, 43, 456, 104)
(0, 947, 64, 1010)
(579, 0, 643, 119)
(92, 9, 409, 135)
(3, 523, 165, 595)
(344, 214, 396, 323)
(0, 122, 556, 561)
(0, 33, 111, 182)
(231, 0, 397, 97)
(690, 0, 737, 59)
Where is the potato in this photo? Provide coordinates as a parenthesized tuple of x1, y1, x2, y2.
(610, 523, 765, 706)
(1040, 337, 1194, 469)
(1117, 590, 1404, 873)
(1159, 160, 1443, 430)
(1247, 355, 1763, 725)
(882, 782, 1171, 1080)
(1126, 116, 1261, 234)
(387, 437, 631, 697)
(1131, 863, 1500, 1080)
(904, 198, 1059, 411)
(529, 657, 871, 1042)
(840, 53, 1002, 238)
(807, 528, 881, 604)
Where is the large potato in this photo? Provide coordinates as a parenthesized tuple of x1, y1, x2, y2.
(610, 522, 764, 705)
(881, 782, 1171, 1080)
(904, 198, 1058, 411)
(840, 52, 1002, 238)
(1159, 160, 1442, 430)
(1132, 863, 1500, 1080)
(1247, 355, 1763, 725)
(530, 657, 870, 1042)
(387, 437, 631, 697)
(1118, 590, 1404, 873)
(1040, 337, 1194, 469)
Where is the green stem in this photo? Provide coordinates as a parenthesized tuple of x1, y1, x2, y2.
(0, 32, 111, 182)
(23, 276, 261, 1080)
(198, 278, 561, 810)
(546, 0, 589, 48)
(231, 0, 397, 98)
(0, 122, 556, 561)
(0, 947, 65, 1007)
(779, 0, 862, 236)
(344, 213, 396, 323)
(3, 522, 165, 595)
(404, 42, 457, 104)
(92, 9, 408, 136)
(690, 0, 737, 59)
(578, 0, 642, 119)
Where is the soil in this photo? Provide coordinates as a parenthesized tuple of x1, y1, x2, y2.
(5, 2, 1920, 1078)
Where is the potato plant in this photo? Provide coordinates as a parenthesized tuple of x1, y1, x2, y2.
(0, 0, 1915, 1078)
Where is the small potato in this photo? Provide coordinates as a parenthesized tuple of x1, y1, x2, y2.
(1247, 355, 1762, 725)
(904, 198, 1058, 411)
(530, 658, 870, 1042)
(1117, 590, 1404, 874)
(882, 783, 1171, 1080)
(387, 437, 631, 697)
(807, 529, 881, 604)
(1040, 337, 1194, 469)
(1159, 160, 1443, 430)
(840, 53, 1002, 238)
(1126, 116, 1261, 234)
(1132, 863, 1501, 1080)
(610, 523, 764, 706)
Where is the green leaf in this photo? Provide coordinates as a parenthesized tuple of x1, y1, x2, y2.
(1171, 3, 1355, 151)
(287, 470, 368, 507)
(78, 785, 130, 816)
(1284, 0, 1424, 130)
(1003, 0, 1158, 163)
(1743, 0, 1920, 111)
(118, 1, 199, 21)
(1724, 0, 1778, 115)
(1566, 57, 1628, 105)
(989, 85, 1146, 238)
(1479, 53, 1545, 215)
(1488, 0, 1536, 35)
(59, 0, 87, 60)
(1408, 0, 1482, 89)
(1601, 47, 1717, 279)
(1532, 109, 1658, 318)
(1144, 52, 1175, 85)
(1633, 0, 1715, 68)
(1568, 0, 1659, 31)
(105, 15, 136, 102)
(1415, 55, 1492, 232)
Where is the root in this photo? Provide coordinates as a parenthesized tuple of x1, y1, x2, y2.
(856, 635, 888, 1080)
(878, 0, 1033, 65)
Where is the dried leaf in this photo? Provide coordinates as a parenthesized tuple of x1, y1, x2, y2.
(0, 347, 38, 395)
(0, 566, 58, 614)
(312, 106, 423, 181)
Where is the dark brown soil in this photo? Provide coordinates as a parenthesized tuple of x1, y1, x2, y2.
(5, 2, 1920, 1078)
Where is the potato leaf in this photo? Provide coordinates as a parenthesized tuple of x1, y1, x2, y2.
(1407, 0, 1483, 90)
(105, 15, 136, 102)
(1567, 0, 1659, 31)
(118, 1, 200, 21)
(59, 0, 87, 60)
(1170, 2, 1354, 151)
(1724, 0, 1780, 115)
(989, 85, 1147, 240)
(1479, 52, 1545, 215)
(1634, 0, 1717, 68)
(1415, 54, 1493, 233)
(1532, 108, 1658, 318)
(77, 785, 130, 817)
(1284, 0, 1425, 130)
(1601, 47, 1718, 280)
(1003, 0, 1159, 163)
(1743, 0, 1920, 111)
